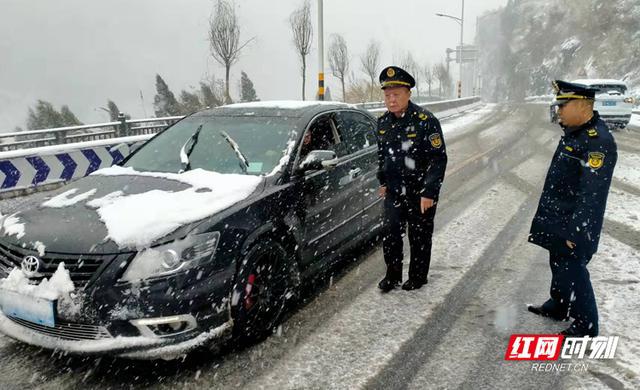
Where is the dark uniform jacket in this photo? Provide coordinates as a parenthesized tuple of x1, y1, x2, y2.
(375, 101, 447, 200)
(529, 112, 617, 257)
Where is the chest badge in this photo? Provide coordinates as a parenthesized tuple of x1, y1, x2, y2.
(588, 152, 605, 169)
(429, 133, 443, 148)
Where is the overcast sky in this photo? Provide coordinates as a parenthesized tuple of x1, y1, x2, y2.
(0, 0, 507, 131)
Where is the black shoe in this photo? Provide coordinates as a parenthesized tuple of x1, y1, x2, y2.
(527, 304, 569, 321)
(559, 324, 597, 337)
(401, 279, 427, 291)
(378, 277, 400, 292)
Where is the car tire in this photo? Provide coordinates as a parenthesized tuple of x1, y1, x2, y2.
(231, 237, 300, 344)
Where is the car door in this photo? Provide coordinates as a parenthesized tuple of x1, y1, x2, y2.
(297, 112, 363, 269)
(334, 110, 383, 232)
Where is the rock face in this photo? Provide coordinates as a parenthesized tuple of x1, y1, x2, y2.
(476, 0, 640, 102)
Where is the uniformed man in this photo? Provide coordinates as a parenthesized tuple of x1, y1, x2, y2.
(528, 80, 617, 337)
(376, 66, 447, 292)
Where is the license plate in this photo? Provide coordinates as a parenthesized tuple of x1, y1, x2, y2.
(602, 101, 617, 106)
(0, 289, 56, 327)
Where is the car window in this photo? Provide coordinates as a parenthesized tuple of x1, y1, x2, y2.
(335, 111, 377, 154)
(298, 113, 346, 161)
(124, 116, 295, 175)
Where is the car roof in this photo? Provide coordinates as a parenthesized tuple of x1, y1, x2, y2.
(193, 100, 356, 118)
(572, 79, 627, 87)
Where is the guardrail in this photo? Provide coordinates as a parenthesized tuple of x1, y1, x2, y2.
(0, 97, 482, 198)
(0, 115, 184, 152)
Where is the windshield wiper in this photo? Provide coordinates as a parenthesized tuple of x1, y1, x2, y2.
(220, 131, 250, 173)
(179, 124, 203, 173)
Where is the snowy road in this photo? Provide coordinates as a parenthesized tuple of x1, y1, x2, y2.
(0, 103, 638, 389)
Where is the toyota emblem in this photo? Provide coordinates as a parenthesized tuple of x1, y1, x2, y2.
(21, 256, 41, 277)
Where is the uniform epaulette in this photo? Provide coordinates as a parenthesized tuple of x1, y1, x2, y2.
(587, 128, 598, 138)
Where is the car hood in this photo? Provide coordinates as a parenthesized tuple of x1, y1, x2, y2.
(0, 167, 264, 255)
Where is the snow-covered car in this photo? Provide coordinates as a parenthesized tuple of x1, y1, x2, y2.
(0, 101, 383, 359)
(550, 79, 634, 129)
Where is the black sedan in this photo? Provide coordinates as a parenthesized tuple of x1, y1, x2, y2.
(0, 101, 383, 359)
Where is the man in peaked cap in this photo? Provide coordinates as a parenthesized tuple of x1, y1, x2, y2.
(375, 66, 447, 292)
(527, 79, 617, 336)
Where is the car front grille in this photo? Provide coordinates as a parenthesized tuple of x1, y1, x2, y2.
(0, 243, 112, 288)
(7, 315, 112, 341)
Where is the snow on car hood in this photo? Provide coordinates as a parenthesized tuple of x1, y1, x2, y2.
(86, 166, 263, 249)
(1, 167, 262, 253)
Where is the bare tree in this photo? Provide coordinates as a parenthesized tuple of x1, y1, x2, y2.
(328, 34, 350, 102)
(423, 63, 434, 97)
(435, 63, 452, 98)
(360, 40, 381, 102)
(289, 0, 313, 100)
(401, 52, 421, 100)
(208, 0, 253, 104)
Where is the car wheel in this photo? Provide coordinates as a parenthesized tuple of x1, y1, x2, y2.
(231, 237, 300, 343)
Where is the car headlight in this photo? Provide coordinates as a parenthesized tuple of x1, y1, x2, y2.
(120, 231, 220, 283)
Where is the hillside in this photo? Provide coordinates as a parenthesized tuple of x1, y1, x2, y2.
(476, 0, 640, 101)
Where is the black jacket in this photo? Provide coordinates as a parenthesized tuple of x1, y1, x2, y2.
(375, 101, 447, 199)
(529, 112, 617, 257)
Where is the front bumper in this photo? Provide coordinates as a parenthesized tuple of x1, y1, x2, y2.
(0, 310, 233, 360)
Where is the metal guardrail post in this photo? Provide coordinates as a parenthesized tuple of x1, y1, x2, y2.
(54, 131, 66, 145)
(117, 112, 129, 137)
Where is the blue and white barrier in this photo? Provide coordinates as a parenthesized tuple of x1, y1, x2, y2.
(0, 135, 151, 197)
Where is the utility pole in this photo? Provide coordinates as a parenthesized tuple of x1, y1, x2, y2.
(436, 0, 465, 98)
(317, 0, 325, 101)
(459, 0, 464, 98)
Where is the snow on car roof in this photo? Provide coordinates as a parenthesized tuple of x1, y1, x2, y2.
(572, 79, 627, 87)
(224, 100, 350, 110)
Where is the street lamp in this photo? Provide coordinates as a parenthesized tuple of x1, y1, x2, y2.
(436, 0, 464, 98)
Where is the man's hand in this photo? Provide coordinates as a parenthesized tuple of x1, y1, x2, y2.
(379, 186, 387, 198)
(420, 197, 434, 214)
(566, 240, 576, 249)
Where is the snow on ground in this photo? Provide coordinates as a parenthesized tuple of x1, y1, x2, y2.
(613, 151, 640, 186)
(252, 181, 528, 389)
(629, 113, 640, 128)
(440, 103, 498, 137)
(606, 189, 640, 231)
(566, 235, 640, 390)
(90, 167, 262, 249)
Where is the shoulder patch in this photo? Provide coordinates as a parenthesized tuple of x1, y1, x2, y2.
(587, 128, 598, 138)
(588, 152, 605, 169)
(418, 113, 428, 121)
(429, 133, 443, 148)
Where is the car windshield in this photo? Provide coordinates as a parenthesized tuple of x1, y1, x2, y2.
(124, 115, 297, 175)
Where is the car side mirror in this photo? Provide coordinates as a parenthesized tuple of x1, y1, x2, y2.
(298, 150, 338, 173)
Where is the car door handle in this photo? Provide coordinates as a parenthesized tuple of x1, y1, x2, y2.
(349, 168, 362, 178)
